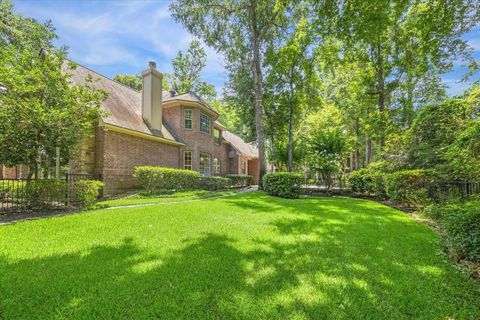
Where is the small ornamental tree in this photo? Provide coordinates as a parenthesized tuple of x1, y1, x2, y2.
(0, 3, 107, 177)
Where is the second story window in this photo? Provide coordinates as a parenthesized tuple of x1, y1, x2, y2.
(184, 151, 192, 170)
(200, 112, 211, 134)
(184, 109, 193, 130)
(214, 128, 221, 145)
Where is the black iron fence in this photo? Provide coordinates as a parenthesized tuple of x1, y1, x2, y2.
(428, 180, 480, 201)
(0, 174, 98, 214)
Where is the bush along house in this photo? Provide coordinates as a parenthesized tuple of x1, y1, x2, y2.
(66, 61, 259, 194)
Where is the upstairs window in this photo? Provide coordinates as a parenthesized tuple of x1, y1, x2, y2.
(184, 109, 193, 130)
(213, 158, 220, 174)
(200, 112, 211, 134)
(214, 128, 221, 145)
(199, 152, 211, 175)
(184, 151, 192, 170)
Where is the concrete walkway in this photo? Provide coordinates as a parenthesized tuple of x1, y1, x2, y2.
(0, 187, 257, 225)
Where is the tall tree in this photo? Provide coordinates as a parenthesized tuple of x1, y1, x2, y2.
(0, 1, 107, 177)
(170, 0, 287, 186)
(312, 0, 480, 159)
(169, 40, 216, 100)
(113, 74, 142, 91)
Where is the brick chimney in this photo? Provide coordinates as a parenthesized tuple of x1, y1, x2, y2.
(141, 61, 163, 133)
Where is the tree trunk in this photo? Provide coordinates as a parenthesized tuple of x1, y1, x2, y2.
(251, 4, 266, 187)
(365, 137, 372, 166)
(376, 42, 386, 151)
(287, 102, 294, 172)
(354, 117, 360, 170)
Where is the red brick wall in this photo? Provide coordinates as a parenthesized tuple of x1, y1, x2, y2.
(164, 105, 216, 171)
(95, 128, 180, 194)
(248, 158, 260, 184)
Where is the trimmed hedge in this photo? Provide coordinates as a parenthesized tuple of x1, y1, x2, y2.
(348, 168, 386, 196)
(424, 201, 480, 263)
(263, 172, 303, 198)
(24, 180, 68, 209)
(73, 180, 104, 208)
(225, 174, 253, 187)
(385, 169, 439, 207)
(134, 167, 201, 193)
(199, 176, 231, 191)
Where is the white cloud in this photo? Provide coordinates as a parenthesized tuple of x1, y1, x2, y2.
(14, 0, 227, 91)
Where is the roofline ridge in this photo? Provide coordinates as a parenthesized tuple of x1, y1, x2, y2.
(66, 58, 141, 94)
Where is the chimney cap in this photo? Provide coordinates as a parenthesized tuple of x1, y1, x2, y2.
(169, 90, 176, 97)
(148, 61, 157, 69)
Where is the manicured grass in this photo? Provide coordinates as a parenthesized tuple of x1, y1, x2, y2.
(1, 192, 479, 319)
(91, 189, 238, 208)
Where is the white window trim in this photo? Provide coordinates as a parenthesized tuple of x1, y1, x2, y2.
(183, 151, 193, 170)
(199, 152, 212, 175)
(213, 158, 220, 174)
(199, 112, 211, 134)
(184, 109, 193, 130)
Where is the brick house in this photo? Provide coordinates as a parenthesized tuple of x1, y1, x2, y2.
(65, 61, 259, 193)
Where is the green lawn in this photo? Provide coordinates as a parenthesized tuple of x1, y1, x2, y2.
(91, 189, 239, 209)
(1, 192, 479, 319)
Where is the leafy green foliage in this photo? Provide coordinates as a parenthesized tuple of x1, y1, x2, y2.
(425, 201, 480, 263)
(73, 180, 104, 208)
(24, 180, 68, 209)
(169, 40, 216, 100)
(198, 176, 231, 191)
(134, 167, 201, 193)
(348, 168, 386, 196)
(225, 174, 252, 188)
(113, 74, 142, 91)
(0, 3, 107, 175)
(385, 169, 439, 207)
(263, 172, 303, 198)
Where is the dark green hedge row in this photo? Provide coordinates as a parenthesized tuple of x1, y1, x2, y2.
(0, 179, 103, 209)
(424, 201, 480, 263)
(225, 174, 253, 187)
(262, 172, 303, 198)
(348, 169, 439, 207)
(134, 166, 252, 193)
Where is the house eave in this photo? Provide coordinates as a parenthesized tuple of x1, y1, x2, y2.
(99, 121, 185, 146)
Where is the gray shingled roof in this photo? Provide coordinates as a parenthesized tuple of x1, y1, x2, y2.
(163, 91, 219, 115)
(222, 130, 259, 158)
(65, 63, 179, 143)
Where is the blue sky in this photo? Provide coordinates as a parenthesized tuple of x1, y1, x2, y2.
(13, 0, 480, 97)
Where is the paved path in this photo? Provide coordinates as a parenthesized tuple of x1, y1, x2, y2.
(105, 187, 257, 210)
(0, 187, 257, 225)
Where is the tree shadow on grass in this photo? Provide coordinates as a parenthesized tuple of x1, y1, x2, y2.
(1, 193, 479, 319)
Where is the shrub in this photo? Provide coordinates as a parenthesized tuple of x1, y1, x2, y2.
(225, 174, 253, 187)
(0, 180, 26, 202)
(385, 169, 439, 207)
(425, 201, 480, 263)
(199, 176, 231, 191)
(348, 169, 386, 196)
(73, 180, 104, 207)
(24, 180, 68, 209)
(134, 167, 201, 193)
(263, 172, 303, 198)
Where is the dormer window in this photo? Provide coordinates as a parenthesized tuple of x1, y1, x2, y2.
(184, 109, 193, 130)
(200, 112, 211, 134)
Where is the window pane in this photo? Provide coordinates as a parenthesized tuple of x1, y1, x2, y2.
(184, 151, 192, 170)
(184, 109, 192, 129)
(200, 112, 211, 134)
(214, 129, 221, 144)
(213, 158, 220, 174)
(199, 153, 211, 175)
